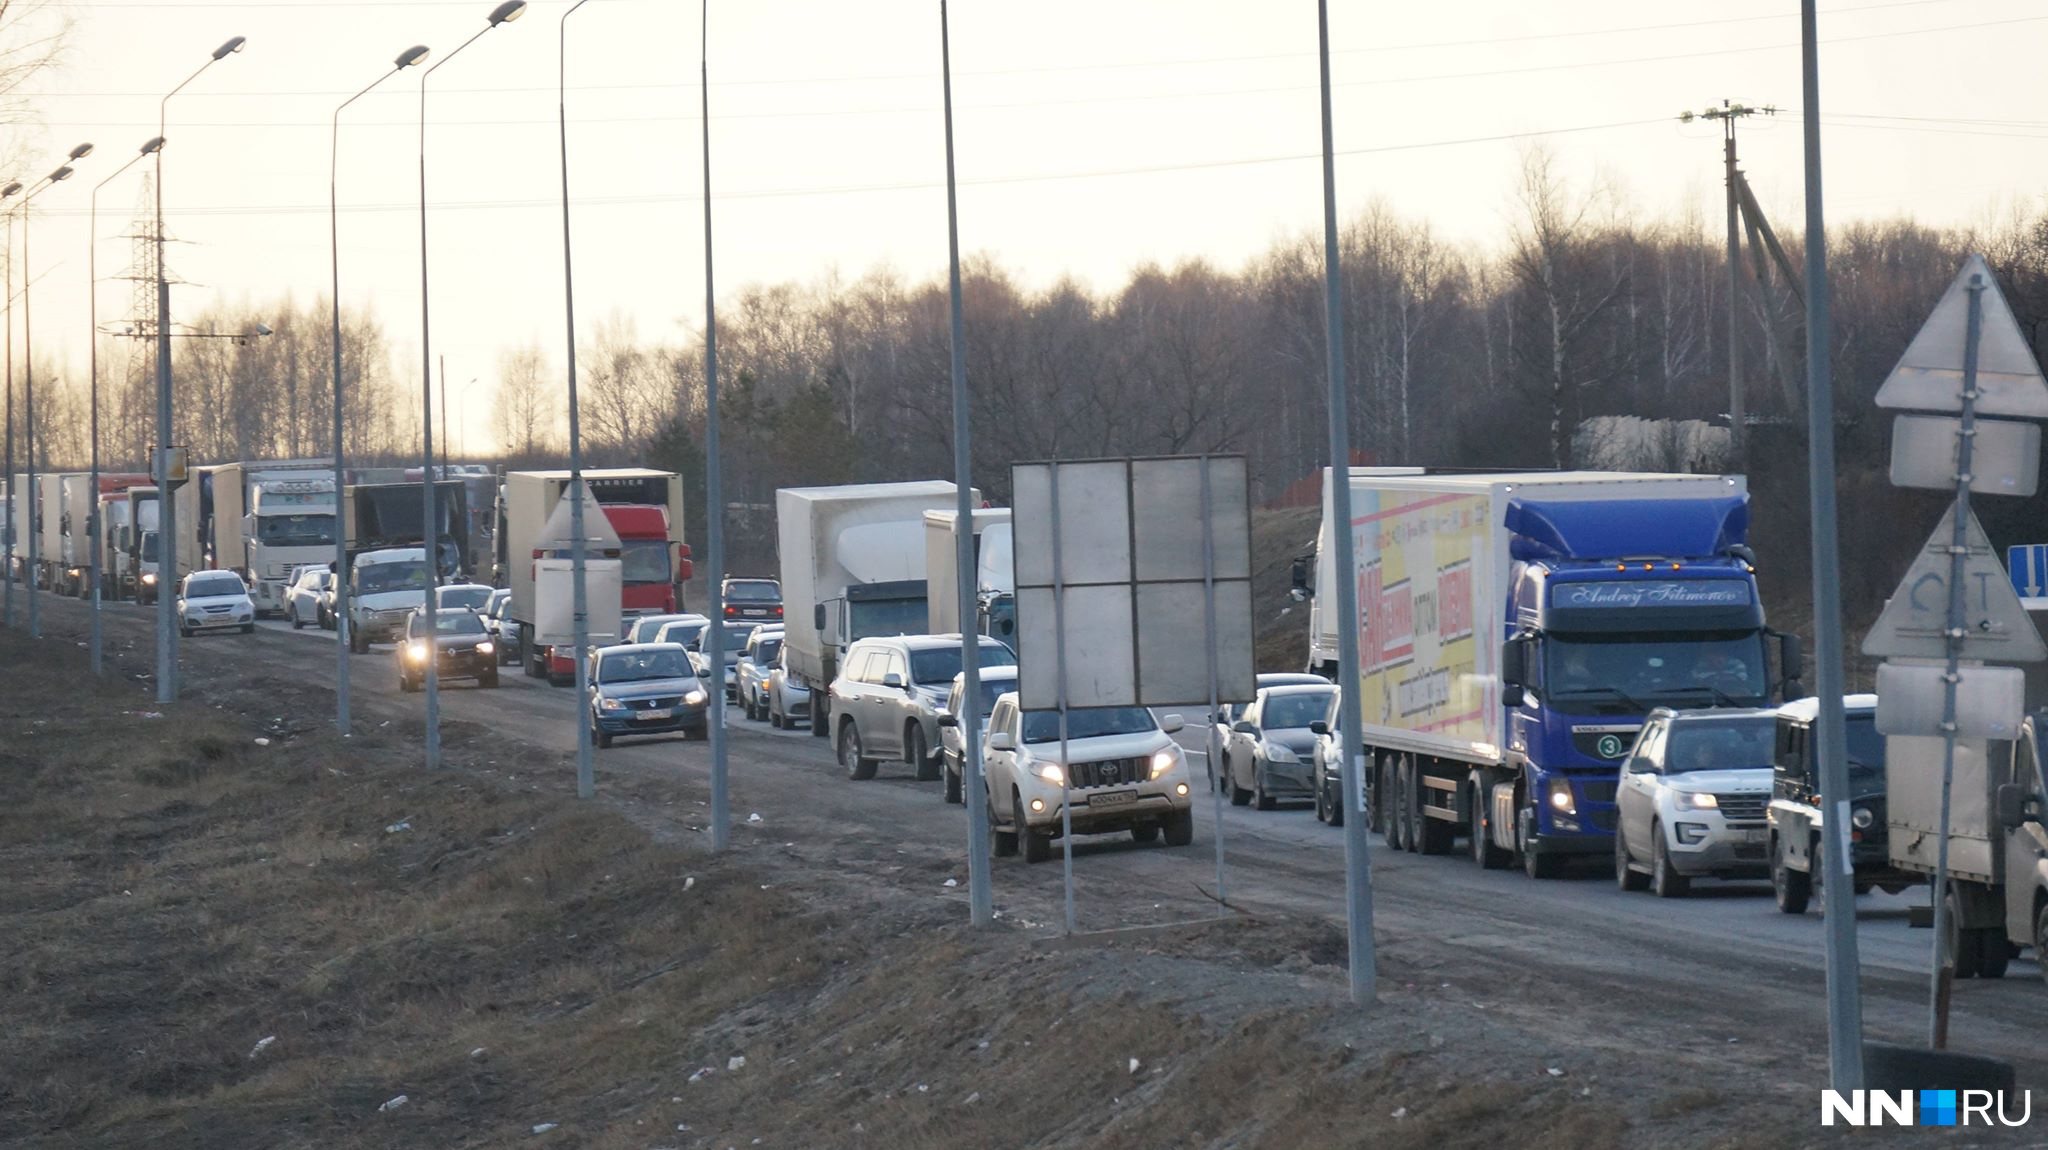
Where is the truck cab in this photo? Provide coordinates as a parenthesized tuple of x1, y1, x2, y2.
(346, 547, 433, 653)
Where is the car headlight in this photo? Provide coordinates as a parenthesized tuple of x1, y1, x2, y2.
(1546, 777, 1577, 815)
(1850, 805, 1874, 830)
(1262, 741, 1298, 764)
(598, 696, 626, 712)
(476, 641, 494, 655)
(1672, 790, 1719, 811)
(1036, 762, 1064, 784)
(685, 688, 707, 705)
(1150, 748, 1178, 778)
(406, 643, 428, 662)
(141, 572, 156, 585)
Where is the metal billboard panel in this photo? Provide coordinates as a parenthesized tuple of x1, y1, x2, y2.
(1888, 414, 2040, 497)
(1874, 253, 2048, 418)
(1861, 505, 2048, 662)
(1013, 455, 1256, 709)
(1874, 661, 2025, 740)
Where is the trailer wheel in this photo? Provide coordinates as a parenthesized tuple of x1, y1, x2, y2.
(1415, 765, 1455, 855)
(1771, 833, 1812, 914)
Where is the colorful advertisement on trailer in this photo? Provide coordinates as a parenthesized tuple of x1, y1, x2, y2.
(1351, 489, 1498, 754)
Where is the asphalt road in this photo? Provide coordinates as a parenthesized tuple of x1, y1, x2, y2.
(34, 591, 2048, 1083)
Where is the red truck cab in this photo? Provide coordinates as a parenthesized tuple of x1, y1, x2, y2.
(539, 501, 690, 681)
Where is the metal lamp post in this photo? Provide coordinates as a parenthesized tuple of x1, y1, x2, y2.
(88, 136, 163, 673)
(559, 0, 597, 798)
(698, 0, 731, 841)
(154, 34, 246, 704)
(418, 0, 525, 770)
(332, 44, 431, 734)
(21, 143, 93, 642)
(1, 178, 22, 628)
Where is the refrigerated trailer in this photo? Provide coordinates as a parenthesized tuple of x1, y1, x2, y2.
(1304, 471, 1800, 879)
(923, 507, 1014, 642)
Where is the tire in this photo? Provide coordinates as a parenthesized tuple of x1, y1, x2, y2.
(180, 626, 193, 639)
(241, 623, 255, 634)
(1315, 772, 1333, 825)
(400, 673, 418, 694)
(1253, 763, 1277, 811)
(1163, 807, 1195, 847)
(1945, 891, 1982, 980)
(991, 789, 1019, 858)
(2035, 903, 2048, 989)
(769, 702, 785, 730)
(1771, 834, 1812, 914)
(1520, 803, 1563, 879)
(1130, 824, 1160, 844)
(1650, 825, 1691, 898)
(480, 667, 500, 689)
(839, 721, 877, 781)
(1615, 822, 1648, 891)
(595, 727, 613, 750)
(909, 726, 940, 782)
(944, 758, 963, 805)
(1471, 774, 1509, 869)
(809, 699, 829, 738)
(292, 606, 305, 630)
(1398, 759, 1420, 854)
(1228, 772, 1252, 807)
(1019, 789, 1052, 863)
(1370, 758, 1392, 839)
(1975, 930, 2011, 980)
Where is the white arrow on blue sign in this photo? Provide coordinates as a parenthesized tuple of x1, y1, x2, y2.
(2010, 544, 2048, 600)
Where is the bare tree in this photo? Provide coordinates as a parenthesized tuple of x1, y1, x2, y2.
(492, 341, 557, 461)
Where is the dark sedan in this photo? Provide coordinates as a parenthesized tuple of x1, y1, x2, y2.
(588, 643, 710, 748)
(397, 608, 500, 691)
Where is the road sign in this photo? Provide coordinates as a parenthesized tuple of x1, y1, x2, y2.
(1875, 661, 2025, 739)
(1861, 505, 2048, 662)
(1874, 254, 2048, 418)
(2010, 545, 2048, 602)
(1889, 414, 2040, 497)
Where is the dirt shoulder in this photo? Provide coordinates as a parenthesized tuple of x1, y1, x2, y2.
(0, 624, 1993, 1148)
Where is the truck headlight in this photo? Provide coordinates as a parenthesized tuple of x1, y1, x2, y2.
(684, 688, 707, 705)
(1036, 762, 1065, 784)
(475, 641, 494, 655)
(142, 572, 156, 585)
(1150, 748, 1178, 778)
(406, 643, 428, 662)
(1262, 741, 1298, 764)
(1546, 777, 1576, 815)
(1850, 805, 1874, 830)
(1672, 791, 1719, 811)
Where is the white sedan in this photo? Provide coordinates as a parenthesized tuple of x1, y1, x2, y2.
(178, 570, 257, 637)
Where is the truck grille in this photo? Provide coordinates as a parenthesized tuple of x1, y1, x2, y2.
(1068, 757, 1147, 789)
(1715, 793, 1767, 822)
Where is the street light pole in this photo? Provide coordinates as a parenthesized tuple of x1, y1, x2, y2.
(700, 0, 731, 846)
(560, 0, 596, 798)
(420, 0, 525, 771)
(23, 145, 93, 642)
(89, 137, 163, 675)
(1, 180, 21, 629)
(155, 35, 246, 704)
(331, 44, 431, 735)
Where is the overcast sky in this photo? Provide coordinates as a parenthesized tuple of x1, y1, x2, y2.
(13, 0, 2048, 454)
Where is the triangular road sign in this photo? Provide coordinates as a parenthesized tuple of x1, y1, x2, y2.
(537, 483, 620, 551)
(1874, 253, 2048, 418)
(1862, 504, 2047, 662)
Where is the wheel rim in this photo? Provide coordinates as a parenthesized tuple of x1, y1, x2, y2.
(842, 727, 860, 769)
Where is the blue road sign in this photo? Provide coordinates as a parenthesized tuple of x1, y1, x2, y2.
(2009, 544, 2048, 598)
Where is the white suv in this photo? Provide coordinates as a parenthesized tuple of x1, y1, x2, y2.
(1614, 707, 1777, 897)
(981, 692, 1194, 863)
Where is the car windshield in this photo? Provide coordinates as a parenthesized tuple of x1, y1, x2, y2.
(619, 539, 671, 584)
(430, 612, 487, 636)
(256, 513, 334, 547)
(1545, 632, 1768, 706)
(357, 561, 432, 596)
(1664, 715, 1777, 772)
(755, 637, 782, 663)
(439, 586, 491, 611)
(186, 574, 244, 598)
(726, 579, 780, 603)
(1261, 691, 1336, 730)
(1022, 705, 1158, 744)
(966, 677, 1013, 716)
(600, 648, 695, 683)
(911, 642, 1018, 685)
(658, 621, 707, 647)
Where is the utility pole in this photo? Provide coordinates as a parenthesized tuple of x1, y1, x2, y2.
(438, 354, 447, 468)
(1682, 101, 1774, 468)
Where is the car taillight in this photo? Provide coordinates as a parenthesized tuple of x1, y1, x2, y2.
(771, 604, 783, 617)
(724, 604, 737, 616)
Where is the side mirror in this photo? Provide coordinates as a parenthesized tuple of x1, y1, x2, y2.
(242, 514, 256, 536)
(1996, 782, 2037, 831)
(1778, 632, 1806, 699)
(1309, 720, 1329, 736)
(1500, 637, 1529, 688)
(1232, 720, 1258, 736)
(882, 672, 905, 690)
(1289, 556, 1311, 595)
(1502, 684, 1526, 708)
(813, 603, 826, 631)
(988, 731, 1015, 752)
(1160, 714, 1185, 734)
(937, 713, 959, 728)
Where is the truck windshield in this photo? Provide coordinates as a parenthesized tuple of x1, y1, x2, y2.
(619, 539, 671, 584)
(1023, 706, 1159, 744)
(911, 642, 1018, 685)
(257, 513, 334, 547)
(849, 598, 927, 640)
(1664, 715, 1776, 772)
(140, 533, 158, 562)
(357, 562, 431, 596)
(1545, 632, 1767, 707)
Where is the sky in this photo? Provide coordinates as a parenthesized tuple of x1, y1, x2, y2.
(11, 0, 2048, 455)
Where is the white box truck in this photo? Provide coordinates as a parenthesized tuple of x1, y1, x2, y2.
(779, 482, 965, 736)
(1295, 467, 1425, 677)
(209, 460, 337, 616)
(923, 507, 1014, 642)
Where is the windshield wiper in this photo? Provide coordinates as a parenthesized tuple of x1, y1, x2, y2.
(1551, 685, 1650, 712)
(1653, 684, 1755, 708)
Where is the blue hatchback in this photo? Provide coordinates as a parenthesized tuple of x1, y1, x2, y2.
(587, 642, 710, 748)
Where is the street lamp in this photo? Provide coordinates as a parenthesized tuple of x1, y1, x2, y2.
(332, 43, 429, 735)
(1, 177, 22, 629)
(153, 34, 246, 704)
(21, 146, 92, 640)
(418, 0, 524, 770)
(560, 0, 598, 797)
(87, 135, 164, 674)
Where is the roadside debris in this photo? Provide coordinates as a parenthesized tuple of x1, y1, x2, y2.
(248, 1035, 276, 1060)
(378, 1095, 408, 1113)
(384, 820, 412, 834)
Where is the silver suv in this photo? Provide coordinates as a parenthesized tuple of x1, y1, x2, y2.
(830, 633, 1016, 782)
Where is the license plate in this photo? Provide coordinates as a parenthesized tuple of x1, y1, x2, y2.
(1091, 790, 1137, 807)
(1740, 828, 1768, 844)
(638, 708, 672, 721)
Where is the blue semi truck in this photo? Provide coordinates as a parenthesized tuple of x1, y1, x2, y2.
(1300, 471, 1801, 878)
